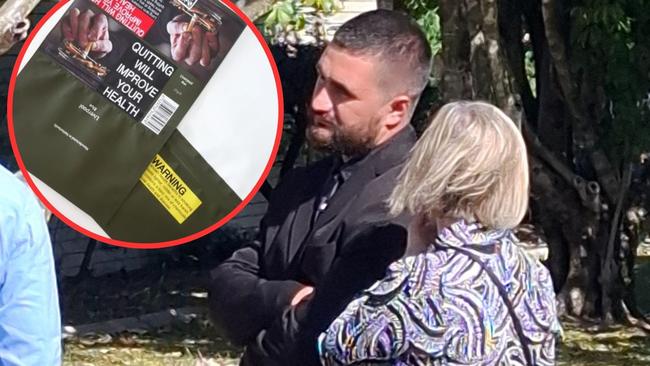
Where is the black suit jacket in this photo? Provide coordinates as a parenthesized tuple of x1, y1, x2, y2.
(208, 126, 416, 365)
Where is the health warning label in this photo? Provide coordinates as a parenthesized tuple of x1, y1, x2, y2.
(140, 154, 201, 223)
(90, 0, 154, 37)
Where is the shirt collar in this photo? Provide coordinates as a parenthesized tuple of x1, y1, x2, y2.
(434, 219, 510, 249)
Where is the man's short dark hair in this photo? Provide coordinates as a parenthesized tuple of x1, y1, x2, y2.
(332, 9, 432, 97)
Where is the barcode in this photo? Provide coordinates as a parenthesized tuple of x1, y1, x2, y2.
(141, 94, 179, 134)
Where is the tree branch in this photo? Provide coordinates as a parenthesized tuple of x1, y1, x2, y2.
(601, 163, 633, 324)
(499, 0, 538, 122)
(522, 118, 579, 186)
(238, 0, 274, 21)
(439, 0, 472, 101)
(590, 149, 621, 207)
(523, 118, 603, 213)
(540, 0, 585, 125)
(541, 0, 620, 205)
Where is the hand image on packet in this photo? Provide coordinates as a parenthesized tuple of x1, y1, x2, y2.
(167, 0, 222, 68)
(59, 39, 109, 77)
(171, 0, 221, 33)
(58, 8, 112, 77)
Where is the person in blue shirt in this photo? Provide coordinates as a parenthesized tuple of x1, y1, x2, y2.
(0, 165, 61, 365)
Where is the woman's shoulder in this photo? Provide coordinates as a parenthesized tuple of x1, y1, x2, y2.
(361, 249, 452, 303)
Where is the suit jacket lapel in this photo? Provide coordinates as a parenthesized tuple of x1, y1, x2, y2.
(293, 126, 416, 283)
(312, 125, 417, 234)
(282, 157, 334, 262)
(311, 163, 373, 230)
(287, 126, 417, 278)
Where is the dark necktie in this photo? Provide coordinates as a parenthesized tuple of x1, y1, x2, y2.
(312, 157, 344, 224)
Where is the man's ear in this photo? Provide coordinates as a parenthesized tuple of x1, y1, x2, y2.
(382, 95, 412, 130)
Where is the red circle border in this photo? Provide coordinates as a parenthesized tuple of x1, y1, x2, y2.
(7, 0, 285, 249)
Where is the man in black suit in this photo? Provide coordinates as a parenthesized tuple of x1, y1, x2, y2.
(209, 10, 432, 365)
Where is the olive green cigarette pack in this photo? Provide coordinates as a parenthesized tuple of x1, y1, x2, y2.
(14, 0, 248, 242)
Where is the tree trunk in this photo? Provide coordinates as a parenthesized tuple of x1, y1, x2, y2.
(438, 0, 648, 325)
(439, 0, 472, 100)
(440, 0, 519, 119)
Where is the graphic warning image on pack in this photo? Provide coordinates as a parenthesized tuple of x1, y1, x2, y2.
(12, 0, 248, 242)
(38, 0, 244, 124)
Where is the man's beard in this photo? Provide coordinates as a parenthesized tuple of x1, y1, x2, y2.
(306, 120, 378, 157)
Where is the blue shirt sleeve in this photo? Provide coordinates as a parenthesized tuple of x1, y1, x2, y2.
(0, 167, 61, 366)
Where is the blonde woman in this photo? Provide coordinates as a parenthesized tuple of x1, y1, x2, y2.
(318, 101, 561, 366)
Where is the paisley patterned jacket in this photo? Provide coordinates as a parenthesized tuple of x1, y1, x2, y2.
(318, 220, 561, 365)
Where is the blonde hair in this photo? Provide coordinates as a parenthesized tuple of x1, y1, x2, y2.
(388, 101, 529, 229)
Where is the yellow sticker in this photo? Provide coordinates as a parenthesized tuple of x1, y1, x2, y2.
(140, 154, 202, 224)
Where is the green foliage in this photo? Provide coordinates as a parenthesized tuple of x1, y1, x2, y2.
(524, 49, 536, 97)
(303, 0, 338, 14)
(571, 0, 650, 161)
(264, 0, 302, 32)
(262, 0, 339, 41)
(401, 0, 442, 58)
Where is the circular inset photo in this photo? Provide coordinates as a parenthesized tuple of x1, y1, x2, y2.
(8, 0, 283, 247)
